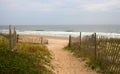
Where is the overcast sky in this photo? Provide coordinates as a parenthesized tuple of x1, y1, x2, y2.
(0, 0, 120, 25)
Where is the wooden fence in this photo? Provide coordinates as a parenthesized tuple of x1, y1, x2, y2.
(0, 25, 48, 50)
(0, 25, 17, 50)
(18, 35, 48, 44)
(9, 25, 17, 50)
(69, 32, 120, 74)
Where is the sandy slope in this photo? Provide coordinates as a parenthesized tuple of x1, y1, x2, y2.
(18, 34, 98, 74)
(46, 38, 98, 74)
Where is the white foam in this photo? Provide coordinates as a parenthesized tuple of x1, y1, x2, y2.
(97, 32, 120, 38)
(18, 31, 80, 37)
(1, 29, 120, 38)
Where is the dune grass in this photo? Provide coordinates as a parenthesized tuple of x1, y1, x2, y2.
(64, 43, 101, 73)
(66, 35, 120, 74)
(0, 35, 9, 49)
(0, 35, 53, 74)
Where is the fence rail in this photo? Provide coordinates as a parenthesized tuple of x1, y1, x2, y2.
(18, 35, 48, 44)
(69, 32, 120, 74)
(0, 25, 48, 50)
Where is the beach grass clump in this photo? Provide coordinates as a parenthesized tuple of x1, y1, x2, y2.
(0, 35, 9, 49)
(66, 34, 120, 74)
(0, 47, 41, 74)
(0, 35, 53, 74)
(86, 57, 102, 72)
(15, 43, 52, 67)
(65, 41, 102, 73)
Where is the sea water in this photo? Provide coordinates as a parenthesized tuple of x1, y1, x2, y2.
(0, 25, 120, 38)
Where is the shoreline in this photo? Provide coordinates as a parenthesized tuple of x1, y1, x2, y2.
(1, 30, 120, 38)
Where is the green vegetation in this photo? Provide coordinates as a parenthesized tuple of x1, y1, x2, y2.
(66, 35, 120, 74)
(0, 35, 9, 49)
(63, 45, 70, 51)
(86, 57, 101, 72)
(0, 35, 53, 74)
(64, 43, 101, 73)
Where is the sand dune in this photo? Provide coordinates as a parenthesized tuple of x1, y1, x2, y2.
(19, 34, 98, 74)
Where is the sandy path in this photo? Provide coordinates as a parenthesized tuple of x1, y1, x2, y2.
(46, 38, 98, 74)
(18, 34, 97, 74)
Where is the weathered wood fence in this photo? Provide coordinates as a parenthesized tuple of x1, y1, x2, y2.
(9, 25, 17, 50)
(0, 25, 48, 50)
(69, 32, 120, 74)
(0, 25, 17, 50)
(18, 35, 48, 44)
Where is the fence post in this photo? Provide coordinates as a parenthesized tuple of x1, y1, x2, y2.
(94, 33, 97, 59)
(41, 37, 43, 44)
(69, 35, 71, 47)
(13, 26, 16, 47)
(9, 25, 12, 50)
(17, 34, 19, 42)
(79, 32, 81, 50)
(46, 40, 48, 44)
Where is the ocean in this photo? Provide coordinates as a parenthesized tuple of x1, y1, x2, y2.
(0, 25, 120, 32)
(0, 25, 120, 37)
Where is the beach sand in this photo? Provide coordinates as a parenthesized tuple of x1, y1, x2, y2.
(18, 34, 68, 43)
(18, 34, 97, 74)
